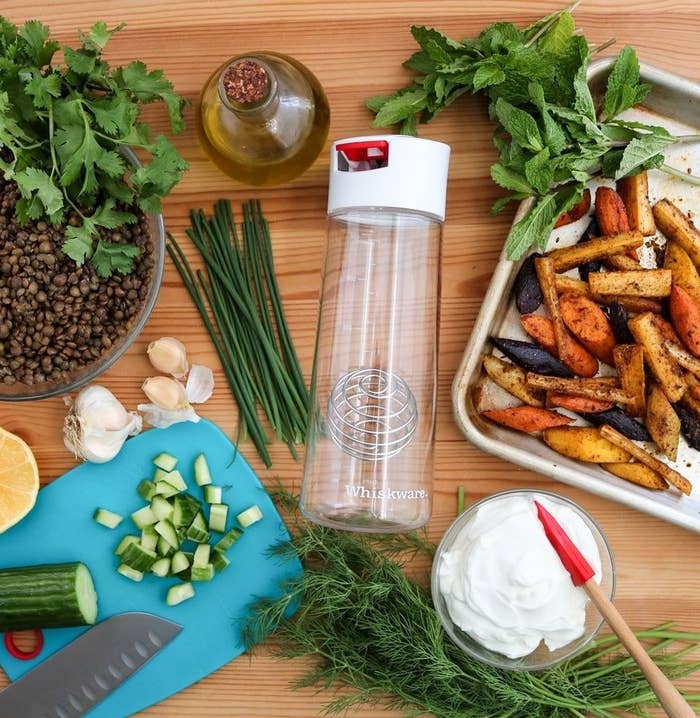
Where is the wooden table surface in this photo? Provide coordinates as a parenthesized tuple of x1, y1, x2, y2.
(1, 1, 699, 716)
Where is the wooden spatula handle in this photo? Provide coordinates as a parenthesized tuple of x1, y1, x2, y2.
(585, 579, 695, 718)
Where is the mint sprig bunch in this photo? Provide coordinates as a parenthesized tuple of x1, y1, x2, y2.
(367, 3, 700, 260)
(0, 18, 188, 276)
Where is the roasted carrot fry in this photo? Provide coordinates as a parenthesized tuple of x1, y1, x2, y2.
(559, 292, 617, 365)
(599, 424, 692, 495)
(669, 284, 700, 357)
(482, 406, 573, 433)
(519, 314, 598, 377)
(546, 392, 614, 413)
(542, 426, 631, 463)
(664, 241, 700, 307)
(554, 188, 591, 228)
(525, 373, 633, 404)
(595, 186, 630, 236)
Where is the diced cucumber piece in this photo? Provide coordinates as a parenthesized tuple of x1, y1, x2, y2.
(150, 494, 174, 521)
(185, 512, 210, 543)
(211, 549, 230, 572)
(151, 558, 171, 578)
(236, 505, 263, 528)
(154, 519, 180, 550)
(170, 551, 190, 574)
(118, 564, 144, 582)
(120, 542, 157, 572)
(215, 526, 243, 552)
(93, 508, 124, 529)
(154, 480, 179, 498)
(191, 564, 215, 582)
(172, 494, 199, 528)
(137, 479, 157, 502)
(157, 535, 175, 557)
(208, 503, 228, 533)
(163, 470, 186, 491)
(193, 544, 211, 568)
(131, 505, 158, 529)
(115, 535, 139, 556)
(203, 485, 222, 504)
(193, 453, 212, 486)
(166, 582, 195, 606)
(141, 525, 159, 552)
(153, 467, 170, 483)
(153, 452, 178, 472)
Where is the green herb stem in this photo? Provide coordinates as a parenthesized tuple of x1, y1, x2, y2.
(661, 163, 700, 186)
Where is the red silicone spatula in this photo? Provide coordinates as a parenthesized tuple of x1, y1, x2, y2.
(534, 500, 694, 718)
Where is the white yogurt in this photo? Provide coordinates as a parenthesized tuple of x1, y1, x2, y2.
(438, 494, 602, 659)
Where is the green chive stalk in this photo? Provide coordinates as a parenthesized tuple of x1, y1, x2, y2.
(166, 200, 309, 466)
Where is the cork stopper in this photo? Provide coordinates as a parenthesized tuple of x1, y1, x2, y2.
(221, 59, 271, 106)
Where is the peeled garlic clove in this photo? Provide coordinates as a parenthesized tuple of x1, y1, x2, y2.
(147, 337, 189, 378)
(142, 376, 189, 411)
(185, 364, 214, 404)
(138, 403, 200, 429)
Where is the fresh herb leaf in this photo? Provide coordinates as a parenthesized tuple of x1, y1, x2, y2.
(0, 16, 188, 275)
(538, 10, 575, 55)
(372, 88, 428, 128)
(614, 133, 674, 179)
(490, 164, 532, 194)
(603, 46, 652, 120)
(494, 98, 543, 153)
(472, 63, 506, 91)
(91, 239, 141, 277)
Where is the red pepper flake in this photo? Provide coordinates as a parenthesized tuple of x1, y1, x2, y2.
(222, 60, 270, 105)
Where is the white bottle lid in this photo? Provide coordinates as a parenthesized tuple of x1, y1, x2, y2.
(327, 135, 451, 221)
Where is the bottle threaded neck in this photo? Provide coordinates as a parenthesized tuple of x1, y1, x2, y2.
(220, 59, 271, 109)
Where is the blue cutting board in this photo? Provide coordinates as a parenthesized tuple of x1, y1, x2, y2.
(0, 418, 302, 717)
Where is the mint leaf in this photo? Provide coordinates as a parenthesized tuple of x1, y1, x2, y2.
(538, 11, 575, 55)
(372, 88, 428, 127)
(473, 63, 506, 91)
(490, 192, 529, 215)
(91, 239, 141, 277)
(603, 46, 651, 120)
(365, 94, 393, 113)
(524, 148, 553, 195)
(14, 167, 64, 220)
(614, 133, 674, 179)
(494, 97, 543, 152)
(490, 163, 532, 193)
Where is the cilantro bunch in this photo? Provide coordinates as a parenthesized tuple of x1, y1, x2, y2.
(367, 3, 700, 260)
(0, 18, 188, 276)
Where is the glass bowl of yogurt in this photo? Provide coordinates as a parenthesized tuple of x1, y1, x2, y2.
(431, 489, 615, 671)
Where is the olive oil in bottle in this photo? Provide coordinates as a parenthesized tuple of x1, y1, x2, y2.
(198, 52, 330, 186)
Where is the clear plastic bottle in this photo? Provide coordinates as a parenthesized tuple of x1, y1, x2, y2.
(198, 52, 330, 186)
(300, 136, 451, 532)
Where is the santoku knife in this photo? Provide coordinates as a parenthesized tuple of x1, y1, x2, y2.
(0, 612, 182, 717)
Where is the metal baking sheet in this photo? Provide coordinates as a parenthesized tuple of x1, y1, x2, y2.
(452, 59, 700, 533)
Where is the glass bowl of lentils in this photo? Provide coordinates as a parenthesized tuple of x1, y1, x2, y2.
(0, 148, 165, 400)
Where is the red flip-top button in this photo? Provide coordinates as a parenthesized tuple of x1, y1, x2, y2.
(4, 629, 44, 660)
(336, 140, 389, 163)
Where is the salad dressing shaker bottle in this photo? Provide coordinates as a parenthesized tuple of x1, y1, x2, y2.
(300, 135, 450, 532)
(198, 52, 330, 186)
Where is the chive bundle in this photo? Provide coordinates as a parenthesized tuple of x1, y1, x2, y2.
(167, 200, 309, 467)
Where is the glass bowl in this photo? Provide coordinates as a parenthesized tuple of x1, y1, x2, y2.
(431, 489, 615, 671)
(0, 148, 165, 401)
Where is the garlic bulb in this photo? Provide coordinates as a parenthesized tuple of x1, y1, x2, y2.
(147, 337, 189, 378)
(142, 376, 189, 411)
(63, 385, 142, 464)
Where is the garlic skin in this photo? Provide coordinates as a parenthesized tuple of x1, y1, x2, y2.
(138, 403, 200, 429)
(185, 364, 215, 404)
(63, 385, 142, 464)
(142, 376, 189, 411)
(147, 337, 189, 378)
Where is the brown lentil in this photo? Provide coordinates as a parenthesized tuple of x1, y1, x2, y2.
(0, 176, 155, 389)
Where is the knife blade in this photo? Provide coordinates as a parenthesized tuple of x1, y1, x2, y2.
(0, 612, 182, 717)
